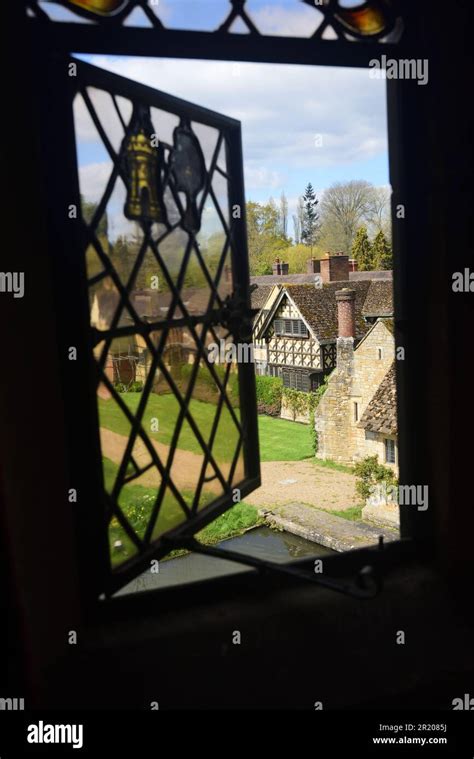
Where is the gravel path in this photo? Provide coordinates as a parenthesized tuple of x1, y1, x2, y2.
(245, 459, 359, 511)
(100, 427, 358, 512)
(100, 427, 243, 493)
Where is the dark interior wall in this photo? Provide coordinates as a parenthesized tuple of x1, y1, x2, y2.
(391, 1, 474, 584)
(1, 1, 474, 709)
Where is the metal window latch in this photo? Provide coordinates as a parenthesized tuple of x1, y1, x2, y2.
(213, 290, 259, 343)
(161, 535, 385, 600)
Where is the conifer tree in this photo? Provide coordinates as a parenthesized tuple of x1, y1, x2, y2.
(301, 183, 320, 255)
(372, 230, 393, 270)
(352, 226, 375, 271)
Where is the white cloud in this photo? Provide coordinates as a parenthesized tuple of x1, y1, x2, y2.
(80, 56, 387, 173)
(246, 2, 323, 37)
(79, 162, 113, 204)
(244, 165, 285, 191)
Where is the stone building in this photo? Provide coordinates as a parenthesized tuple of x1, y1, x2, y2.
(250, 253, 393, 385)
(315, 288, 398, 471)
(253, 278, 393, 415)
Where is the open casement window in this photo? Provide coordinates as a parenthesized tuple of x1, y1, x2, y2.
(25, 0, 413, 607)
(60, 60, 260, 596)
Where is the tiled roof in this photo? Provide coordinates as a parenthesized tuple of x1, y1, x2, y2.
(280, 280, 393, 342)
(349, 270, 392, 281)
(285, 281, 371, 341)
(250, 273, 316, 286)
(359, 363, 397, 435)
(250, 284, 273, 310)
(92, 285, 213, 327)
(361, 280, 394, 317)
(250, 270, 392, 286)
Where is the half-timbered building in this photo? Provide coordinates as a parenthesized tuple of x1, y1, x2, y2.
(254, 280, 393, 392)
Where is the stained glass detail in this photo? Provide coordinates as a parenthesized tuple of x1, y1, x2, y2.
(169, 121, 206, 234)
(329, 1, 396, 38)
(72, 61, 258, 589)
(68, 0, 126, 14)
(29, 1, 403, 43)
(121, 103, 168, 226)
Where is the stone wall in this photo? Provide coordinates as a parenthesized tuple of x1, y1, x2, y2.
(315, 320, 396, 468)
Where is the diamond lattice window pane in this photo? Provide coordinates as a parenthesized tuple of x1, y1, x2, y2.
(71, 59, 259, 591)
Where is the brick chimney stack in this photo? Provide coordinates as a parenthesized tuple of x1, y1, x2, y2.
(306, 258, 321, 274)
(320, 252, 350, 283)
(272, 258, 289, 276)
(336, 288, 356, 339)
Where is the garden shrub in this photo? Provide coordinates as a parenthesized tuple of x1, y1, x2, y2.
(255, 375, 283, 416)
(354, 455, 398, 501)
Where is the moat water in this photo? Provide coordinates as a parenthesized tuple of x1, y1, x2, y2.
(117, 526, 334, 596)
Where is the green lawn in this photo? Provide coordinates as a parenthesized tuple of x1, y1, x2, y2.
(99, 392, 313, 463)
(103, 457, 261, 567)
(99, 392, 239, 464)
(257, 414, 312, 461)
(327, 505, 363, 521)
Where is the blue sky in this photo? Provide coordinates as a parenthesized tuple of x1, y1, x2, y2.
(74, 54, 389, 238)
(55, 1, 389, 239)
(39, 0, 365, 31)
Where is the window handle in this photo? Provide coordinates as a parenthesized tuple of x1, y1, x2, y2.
(161, 534, 386, 601)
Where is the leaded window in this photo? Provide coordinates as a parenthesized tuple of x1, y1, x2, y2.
(385, 437, 396, 464)
(66, 59, 260, 594)
(23, 0, 407, 602)
(282, 369, 310, 392)
(274, 318, 309, 338)
(27, 1, 404, 44)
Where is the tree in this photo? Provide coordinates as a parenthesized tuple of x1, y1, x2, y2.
(246, 200, 288, 275)
(267, 197, 280, 237)
(292, 196, 305, 245)
(319, 180, 375, 255)
(279, 191, 288, 237)
(81, 196, 108, 238)
(301, 183, 320, 255)
(352, 226, 375, 271)
(372, 230, 393, 270)
(366, 186, 392, 241)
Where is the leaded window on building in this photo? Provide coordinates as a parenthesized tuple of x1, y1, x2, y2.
(385, 438, 396, 464)
(274, 318, 309, 338)
(282, 369, 310, 392)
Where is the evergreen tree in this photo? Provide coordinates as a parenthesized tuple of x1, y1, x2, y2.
(352, 226, 375, 271)
(372, 230, 393, 270)
(301, 183, 320, 255)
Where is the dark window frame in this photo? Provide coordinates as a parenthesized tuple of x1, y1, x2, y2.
(17, 2, 422, 620)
